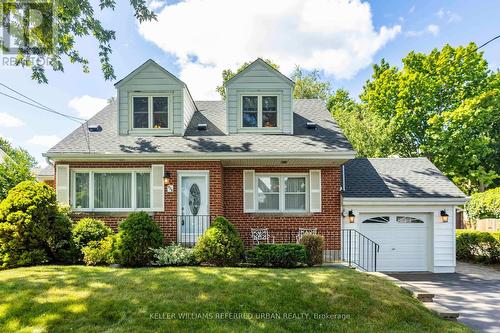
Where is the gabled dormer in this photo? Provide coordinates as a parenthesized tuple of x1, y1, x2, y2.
(115, 59, 196, 136)
(225, 58, 295, 134)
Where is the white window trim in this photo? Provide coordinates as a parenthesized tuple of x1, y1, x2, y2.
(254, 173, 309, 213)
(71, 168, 155, 212)
(129, 92, 173, 132)
(239, 94, 281, 130)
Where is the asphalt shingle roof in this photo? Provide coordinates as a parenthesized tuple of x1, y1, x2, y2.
(342, 158, 466, 199)
(46, 99, 354, 156)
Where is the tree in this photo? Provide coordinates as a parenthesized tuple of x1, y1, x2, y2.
(1, 1, 156, 83)
(351, 43, 498, 192)
(292, 66, 330, 100)
(216, 59, 279, 99)
(0, 138, 37, 201)
(327, 89, 389, 157)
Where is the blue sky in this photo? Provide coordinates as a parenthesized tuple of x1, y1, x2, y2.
(0, 0, 499, 166)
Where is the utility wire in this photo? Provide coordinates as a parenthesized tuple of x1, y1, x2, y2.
(475, 34, 500, 51)
(0, 83, 86, 123)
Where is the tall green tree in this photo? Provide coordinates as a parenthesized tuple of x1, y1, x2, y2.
(0, 138, 37, 201)
(292, 66, 330, 99)
(327, 89, 389, 157)
(346, 43, 499, 193)
(216, 59, 279, 99)
(1, 1, 156, 83)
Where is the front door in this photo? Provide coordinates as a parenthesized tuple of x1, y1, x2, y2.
(178, 172, 209, 245)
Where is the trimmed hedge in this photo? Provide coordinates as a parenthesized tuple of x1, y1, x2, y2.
(72, 218, 112, 250)
(113, 212, 163, 267)
(194, 216, 244, 266)
(456, 230, 500, 263)
(465, 187, 500, 220)
(246, 244, 306, 268)
(0, 181, 77, 268)
(82, 235, 116, 266)
(300, 234, 325, 266)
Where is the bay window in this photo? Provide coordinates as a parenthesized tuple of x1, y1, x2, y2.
(256, 174, 308, 212)
(241, 95, 279, 128)
(72, 170, 151, 211)
(132, 94, 170, 129)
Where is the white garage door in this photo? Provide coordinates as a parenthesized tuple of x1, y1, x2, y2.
(359, 213, 429, 272)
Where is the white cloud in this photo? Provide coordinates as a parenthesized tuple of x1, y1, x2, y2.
(138, 0, 401, 99)
(27, 135, 60, 147)
(406, 24, 439, 37)
(0, 112, 24, 127)
(68, 95, 108, 119)
(148, 0, 165, 10)
(427, 24, 439, 36)
(437, 8, 461, 23)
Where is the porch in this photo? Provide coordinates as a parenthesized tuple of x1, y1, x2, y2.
(165, 215, 379, 271)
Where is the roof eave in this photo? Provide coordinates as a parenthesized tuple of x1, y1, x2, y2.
(342, 197, 469, 205)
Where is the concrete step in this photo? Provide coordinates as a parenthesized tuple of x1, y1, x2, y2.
(399, 283, 435, 302)
(424, 302, 460, 320)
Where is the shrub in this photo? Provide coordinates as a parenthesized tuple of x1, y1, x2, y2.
(465, 188, 500, 220)
(246, 244, 306, 268)
(113, 212, 163, 267)
(151, 244, 197, 266)
(72, 218, 113, 250)
(300, 234, 325, 266)
(0, 181, 76, 268)
(194, 216, 244, 266)
(456, 230, 500, 263)
(82, 235, 116, 266)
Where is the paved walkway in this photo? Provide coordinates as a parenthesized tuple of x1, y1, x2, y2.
(390, 262, 500, 333)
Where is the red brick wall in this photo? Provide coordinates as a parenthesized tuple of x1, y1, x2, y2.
(57, 162, 341, 248)
(223, 167, 341, 249)
(59, 161, 223, 243)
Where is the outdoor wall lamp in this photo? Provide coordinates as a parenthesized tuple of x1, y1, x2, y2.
(348, 210, 356, 223)
(440, 210, 449, 223)
(163, 171, 171, 185)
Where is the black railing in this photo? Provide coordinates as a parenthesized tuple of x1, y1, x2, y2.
(341, 229, 380, 272)
(170, 216, 379, 271)
(177, 215, 215, 246)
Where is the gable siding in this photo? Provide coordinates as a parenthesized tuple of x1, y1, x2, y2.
(226, 62, 293, 134)
(117, 62, 184, 135)
(182, 87, 196, 134)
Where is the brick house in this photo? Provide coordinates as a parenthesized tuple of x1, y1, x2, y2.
(45, 59, 467, 272)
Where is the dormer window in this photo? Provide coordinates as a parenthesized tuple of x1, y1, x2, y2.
(242, 95, 278, 128)
(131, 93, 170, 129)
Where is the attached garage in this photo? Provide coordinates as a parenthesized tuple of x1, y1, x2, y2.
(342, 158, 468, 273)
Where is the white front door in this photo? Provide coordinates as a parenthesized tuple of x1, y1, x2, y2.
(178, 172, 209, 244)
(359, 213, 429, 272)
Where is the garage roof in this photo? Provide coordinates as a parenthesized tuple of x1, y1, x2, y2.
(342, 158, 466, 199)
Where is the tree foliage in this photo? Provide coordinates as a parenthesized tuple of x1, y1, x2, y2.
(330, 43, 499, 193)
(465, 187, 500, 220)
(292, 66, 330, 99)
(1, 1, 156, 83)
(216, 59, 279, 99)
(0, 138, 37, 201)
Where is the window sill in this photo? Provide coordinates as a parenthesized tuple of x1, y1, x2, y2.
(128, 129, 174, 136)
(249, 212, 314, 217)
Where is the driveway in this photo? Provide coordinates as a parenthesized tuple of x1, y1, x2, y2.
(390, 262, 500, 333)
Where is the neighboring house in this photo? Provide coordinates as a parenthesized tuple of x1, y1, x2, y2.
(44, 58, 467, 272)
(33, 164, 55, 187)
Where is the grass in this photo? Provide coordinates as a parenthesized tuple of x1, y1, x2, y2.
(0, 266, 471, 333)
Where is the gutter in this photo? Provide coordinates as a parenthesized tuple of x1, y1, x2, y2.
(342, 197, 470, 206)
(43, 151, 357, 162)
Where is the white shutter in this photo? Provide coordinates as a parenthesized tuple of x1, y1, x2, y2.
(56, 164, 70, 205)
(309, 170, 321, 212)
(243, 170, 255, 212)
(151, 164, 165, 211)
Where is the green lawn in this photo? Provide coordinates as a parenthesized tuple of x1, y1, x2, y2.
(0, 266, 470, 333)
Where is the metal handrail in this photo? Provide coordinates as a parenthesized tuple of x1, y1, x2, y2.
(342, 229, 380, 272)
